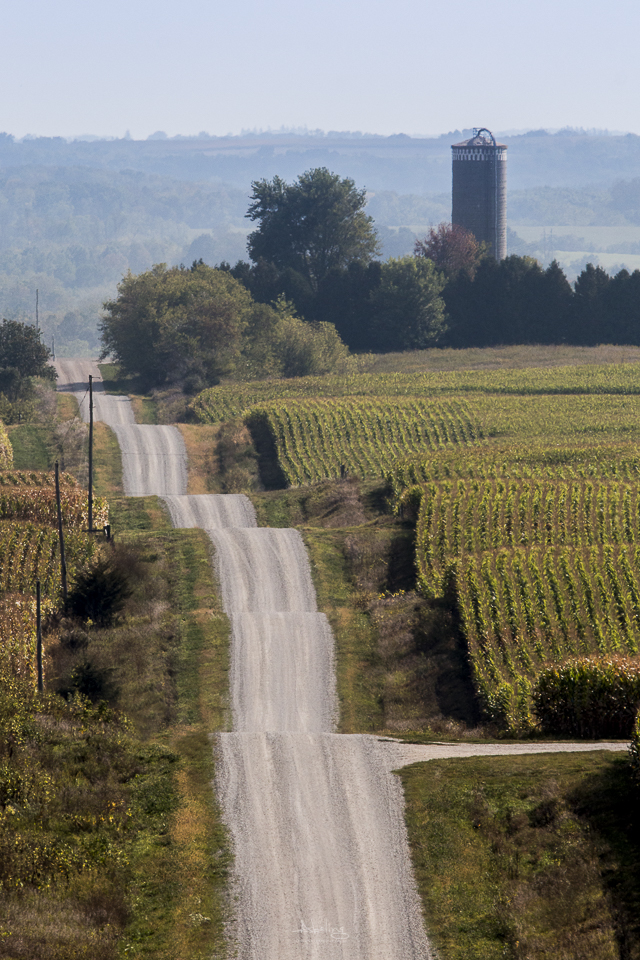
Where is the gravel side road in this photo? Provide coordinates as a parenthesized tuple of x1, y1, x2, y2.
(162, 492, 431, 958)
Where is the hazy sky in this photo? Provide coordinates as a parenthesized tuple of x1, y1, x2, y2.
(2, 0, 637, 139)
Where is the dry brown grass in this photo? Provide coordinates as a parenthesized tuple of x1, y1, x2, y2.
(361, 343, 640, 375)
(0, 890, 122, 959)
(178, 423, 221, 493)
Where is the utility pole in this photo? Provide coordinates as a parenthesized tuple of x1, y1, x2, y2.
(35, 289, 39, 332)
(55, 461, 67, 603)
(88, 375, 93, 533)
(36, 580, 43, 693)
(51, 336, 55, 360)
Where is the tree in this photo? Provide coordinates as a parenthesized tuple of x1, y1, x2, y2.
(246, 168, 380, 291)
(443, 255, 572, 347)
(0, 319, 55, 384)
(368, 256, 447, 351)
(603, 268, 640, 343)
(241, 297, 350, 379)
(101, 262, 351, 389)
(0, 319, 55, 416)
(570, 262, 611, 344)
(100, 262, 253, 389)
(414, 222, 487, 278)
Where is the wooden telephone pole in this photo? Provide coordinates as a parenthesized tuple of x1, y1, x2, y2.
(55, 461, 67, 602)
(36, 580, 43, 693)
(88, 375, 94, 533)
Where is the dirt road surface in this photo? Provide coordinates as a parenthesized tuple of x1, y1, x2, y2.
(54, 360, 628, 960)
(55, 359, 187, 495)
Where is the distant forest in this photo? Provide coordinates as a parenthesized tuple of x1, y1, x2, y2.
(3, 130, 640, 355)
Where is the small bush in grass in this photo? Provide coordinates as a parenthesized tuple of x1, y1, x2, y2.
(66, 553, 134, 626)
(630, 712, 640, 781)
(533, 656, 640, 738)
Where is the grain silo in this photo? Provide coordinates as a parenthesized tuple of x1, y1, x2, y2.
(451, 128, 507, 260)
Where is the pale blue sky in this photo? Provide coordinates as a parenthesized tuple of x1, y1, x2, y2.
(1, 0, 638, 139)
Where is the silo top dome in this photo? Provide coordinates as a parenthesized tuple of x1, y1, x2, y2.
(452, 127, 507, 149)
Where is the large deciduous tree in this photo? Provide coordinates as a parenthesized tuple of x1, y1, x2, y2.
(246, 168, 380, 291)
(0, 319, 55, 383)
(0, 319, 55, 412)
(100, 263, 253, 389)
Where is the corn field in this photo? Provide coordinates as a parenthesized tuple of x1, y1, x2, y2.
(415, 478, 640, 595)
(246, 397, 482, 485)
(0, 521, 95, 598)
(191, 361, 640, 424)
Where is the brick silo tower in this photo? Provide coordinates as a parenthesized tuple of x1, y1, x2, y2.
(451, 128, 507, 260)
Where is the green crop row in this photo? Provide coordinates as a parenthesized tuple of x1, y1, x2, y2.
(0, 470, 77, 488)
(0, 593, 52, 688)
(0, 484, 108, 531)
(0, 521, 95, 599)
(0, 421, 13, 470)
(416, 478, 640, 595)
(246, 396, 482, 485)
(191, 363, 640, 424)
(388, 448, 640, 506)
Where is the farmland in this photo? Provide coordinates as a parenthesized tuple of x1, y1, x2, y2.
(247, 397, 481, 485)
(189, 357, 640, 733)
(0, 472, 108, 529)
(412, 478, 640, 594)
(191, 361, 640, 425)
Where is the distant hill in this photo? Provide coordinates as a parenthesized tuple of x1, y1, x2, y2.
(4, 129, 640, 193)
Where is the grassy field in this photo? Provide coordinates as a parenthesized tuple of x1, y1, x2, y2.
(400, 751, 638, 960)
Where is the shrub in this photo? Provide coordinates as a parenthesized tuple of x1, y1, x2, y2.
(533, 656, 640, 738)
(66, 554, 133, 626)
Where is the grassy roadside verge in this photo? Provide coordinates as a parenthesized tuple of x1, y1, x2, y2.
(303, 528, 383, 733)
(113, 504, 232, 959)
(251, 480, 480, 737)
(399, 751, 638, 960)
(178, 424, 221, 493)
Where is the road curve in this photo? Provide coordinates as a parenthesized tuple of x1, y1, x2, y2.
(54, 360, 628, 960)
(55, 359, 187, 496)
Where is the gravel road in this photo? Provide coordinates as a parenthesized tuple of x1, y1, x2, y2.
(55, 359, 628, 960)
(55, 359, 187, 496)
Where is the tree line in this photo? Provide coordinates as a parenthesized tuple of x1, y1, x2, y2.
(99, 167, 640, 392)
(223, 169, 640, 351)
